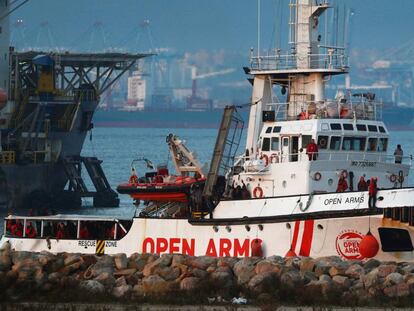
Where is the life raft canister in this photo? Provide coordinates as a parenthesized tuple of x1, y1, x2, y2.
(253, 186, 264, 198)
(251, 238, 263, 257)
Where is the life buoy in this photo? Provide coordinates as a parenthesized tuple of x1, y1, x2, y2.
(253, 186, 264, 198)
(260, 154, 269, 166)
(389, 174, 397, 183)
(129, 174, 138, 184)
(314, 172, 322, 181)
(251, 238, 263, 257)
(270, 153, 279, 164)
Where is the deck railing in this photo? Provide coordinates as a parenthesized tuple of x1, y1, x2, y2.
(266, 99, 382, 121)
(250, 52, 349, 71)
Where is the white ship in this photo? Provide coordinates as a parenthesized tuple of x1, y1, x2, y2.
(2, 0, 414, 262)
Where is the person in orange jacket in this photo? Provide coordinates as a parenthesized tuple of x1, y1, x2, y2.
(306, 139, 319, 161)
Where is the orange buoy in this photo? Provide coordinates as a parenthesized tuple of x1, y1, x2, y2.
(251, 238, 263, 257)
(285, 249, 297, 258)
(359, 231, 379, 259)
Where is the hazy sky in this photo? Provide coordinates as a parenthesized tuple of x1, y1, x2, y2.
(12, 0, 414, 55)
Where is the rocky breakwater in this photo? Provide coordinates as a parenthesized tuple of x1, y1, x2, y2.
(1, 242, 414, 306)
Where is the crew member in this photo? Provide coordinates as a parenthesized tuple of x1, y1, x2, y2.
(25, 222, 37, 238)
(129, 168, 139, 184)
(336, 175, 348, 193)
(357, 175, 368, 191)
(79, 223, 90, 239)
(11, 220, 23, 237)
(56, 223, 66, 239)
(368, 177, 378, 208)
(306, 139, 319, 161)
(394, 144, 403, 164)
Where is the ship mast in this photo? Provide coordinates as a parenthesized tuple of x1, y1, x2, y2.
(245, 0, 349, 157)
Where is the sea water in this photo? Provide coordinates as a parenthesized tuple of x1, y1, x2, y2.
(1, 127, 414, 232)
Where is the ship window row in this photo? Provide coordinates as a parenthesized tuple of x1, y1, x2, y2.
(318, 135, 388, 152)
(330, 123, 386, 133)
(265, 126, 281, 134)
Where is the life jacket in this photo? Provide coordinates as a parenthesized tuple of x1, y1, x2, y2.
(337, 178, 348, 192)
(25, 225, 36, 238)
(11, 224, 23, 237)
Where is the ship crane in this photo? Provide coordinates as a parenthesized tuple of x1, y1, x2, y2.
(187, 66, 235, 111)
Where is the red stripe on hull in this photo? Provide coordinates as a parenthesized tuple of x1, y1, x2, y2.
(290, 220, 301, 252)
(299, 219, 315, 256)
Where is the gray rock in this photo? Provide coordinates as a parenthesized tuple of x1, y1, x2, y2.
(0, 253, 11, 271)
(401, 263, 414, 275)
(64, 254, 82, 266)
(79, 280, 105, 294)
(143, 254, 173, 277)
(302, 271, 318, 284)
(158, 266, 181, 281)
(378, 264, 397, 278)
(112, 284, 132, 298)
(319, 274, 332, 282)
(188, 256, 217, 270)
(280, 269, 302, 289)
(314, 261, 331, 277)
(90, 256, 114, 277)
(345, 264, 364, 279)
(48, 272, 62, 284)
(255, 260, 281, 275)
(94, 272, 116, 288)
(383, 283, 410, 298)
(114, 253, 128, 270)
(363, 258, 381, 271)
(115, 276, 127, 287)
(191, 267, 208, 279)
(384, 272, 404, 286)
(248, 271, 277, 293)
(300, 257, 315, 273)
(217, 257, 238, 269)
(328, 262, 349, 277)
(142, 274, 171, 294)
(180, 276, 201, 291)
(332, 275, 351, 289)
(210, 270, 234, 289)
(266, 255, 284, 265)
(233, 258, 257, 285)
(362, 268, 381, 289)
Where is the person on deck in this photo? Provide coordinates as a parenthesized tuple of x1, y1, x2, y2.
(56, 223, 66, 239)
(306, 139, 319, 161)
(25, 222, 37, 238)
(79, 223, 90, 239)
(368, 177, 378, 208)
(357, 175, 368, 191)
(394, 144, 403, 164)
(11, 220, 23, 237)
(336, 175, 348, 193)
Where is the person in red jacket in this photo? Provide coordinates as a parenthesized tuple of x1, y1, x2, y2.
(368, 177, 378, 208)
(78, 223, 90, 239)
(25, 222, 37, 238)
(336, 175, 348, 193)
(306, 139, 319, 161)
(11, 220, 23, 237)
(357, 175, 368, 191)
(56, 223, 66, 239)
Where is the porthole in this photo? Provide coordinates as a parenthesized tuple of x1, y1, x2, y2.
(328, 178, 333, 186)
(282, 180, 287, 188)
(286, 223, 291, 229)
(317, 224, 324, 230)
(258, 224, 264, 231)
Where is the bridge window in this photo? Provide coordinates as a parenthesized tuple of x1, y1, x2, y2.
(368, 138, 378, 151)
(330, 123, 342, 130)
(317, 136, 328, 149)
(272, 126, 281, 133)
(262, 137, 270, 151)
(368, 125, 378, 132)
(379, 126, 386, 133)
(330, 136, 341, 150)
(302, 135, 312, 149)
(343, 124, 354, 131)
(265, 127, 272, 134)
(356, 124, 367, 131)
(342, 137, 366, 151)
(378, 138, 388, 152)
(271, 137, 279, 151)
